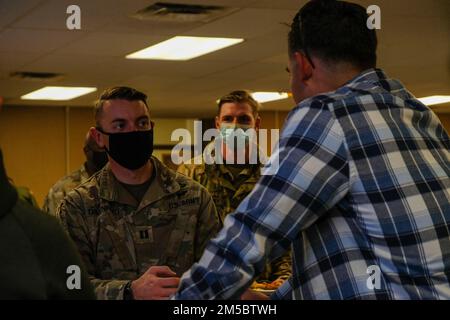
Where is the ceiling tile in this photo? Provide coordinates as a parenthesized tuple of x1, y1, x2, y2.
(0, 28, 87, 54)
(55, 32, 166, 57)
(0, 0, 42, 29)
(0, 0, 448, 116)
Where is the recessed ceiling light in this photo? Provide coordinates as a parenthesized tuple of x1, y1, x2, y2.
(417, 95, 450, 106)
(125, 36, 244, 61)
(251, 92, 290, 103)
(21, 86, 97, 101)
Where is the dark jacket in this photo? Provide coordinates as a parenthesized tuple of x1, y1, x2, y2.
(0, 149, 95, 299)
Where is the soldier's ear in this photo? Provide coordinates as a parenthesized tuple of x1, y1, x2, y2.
(255, 115, 261, 131)
(89, 127, 105, 149)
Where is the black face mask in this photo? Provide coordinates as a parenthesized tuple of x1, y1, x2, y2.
(98, 129, 154, 170)
(91, 151, 108, 171)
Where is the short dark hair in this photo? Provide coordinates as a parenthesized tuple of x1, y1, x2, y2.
(288, 0, 377, 70)
(217, 90, 260, 117)
(94, 86, 149, 126)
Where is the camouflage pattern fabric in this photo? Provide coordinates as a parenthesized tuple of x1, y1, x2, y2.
(57, 157, 221, 300)
(43, 165, 90, 216)
(178, 144, 292, 284)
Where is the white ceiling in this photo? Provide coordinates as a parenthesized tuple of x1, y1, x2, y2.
(0, 0, 449, 117)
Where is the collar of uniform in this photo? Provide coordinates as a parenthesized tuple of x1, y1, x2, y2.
(97, 163, 136, 206)
(79, 163, 87, 177)
(97, 157, 181, 208)
(79, 164, 91, 183)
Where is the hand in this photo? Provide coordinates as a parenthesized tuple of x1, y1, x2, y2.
(270, 277, 286, 288)
(131, 266, 180, 300)
(240, 289, 270, 300)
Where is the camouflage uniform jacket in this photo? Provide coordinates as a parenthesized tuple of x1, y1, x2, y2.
(57, 157, 221, 300)
(178, 147, 292, 283)
(43, 164, 90, 216)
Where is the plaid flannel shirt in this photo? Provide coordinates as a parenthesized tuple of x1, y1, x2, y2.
(175, 68, 450, 300)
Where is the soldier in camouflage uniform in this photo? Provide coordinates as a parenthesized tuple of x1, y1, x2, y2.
(43, 133, 108, 216)
(178, 90, 291, 290)
(57, 87, 221, 300)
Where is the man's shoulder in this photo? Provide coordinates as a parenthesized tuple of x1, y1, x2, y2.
(284, 86, 371, 135)
(303, 69, 407, 115)
(178, 160, 226, 193)
(158, 167, 211, 210)
(173, 167, 210, 196)
(48, 166, 88, 195)
(62, 169, 102, 207)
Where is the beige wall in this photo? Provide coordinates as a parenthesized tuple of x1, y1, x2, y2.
(0, 106, 209, 207)
(0, 106, 67, 208)
(67, 108, 95, 173)
(1, 106, 447, 208)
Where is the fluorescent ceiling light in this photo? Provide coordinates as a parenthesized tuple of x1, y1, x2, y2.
(126, 36, 244, 61)
(417, 95, 450, 106)
(21, 86, 97, 101)
(251, 92, 290, 103)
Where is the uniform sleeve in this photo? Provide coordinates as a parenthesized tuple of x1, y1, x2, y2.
(56, 193, 129, 300)
(194, 188, 222, 262)
(254, 249, 292, 283)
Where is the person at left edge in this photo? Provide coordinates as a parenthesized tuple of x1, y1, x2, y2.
(56, 86, 222, 300)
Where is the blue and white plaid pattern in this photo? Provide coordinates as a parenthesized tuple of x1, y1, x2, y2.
(175, 69, 450, 300)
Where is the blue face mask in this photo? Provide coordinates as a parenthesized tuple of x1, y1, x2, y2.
(219, 123, 254, 146)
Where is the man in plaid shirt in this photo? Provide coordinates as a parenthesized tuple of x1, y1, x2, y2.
(175, 0, 450, 300)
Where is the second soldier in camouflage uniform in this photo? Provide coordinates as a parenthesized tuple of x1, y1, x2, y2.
(43, 132, 108, 216)
(57, 87, 221, 300)
(178, 90, 291, 289)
